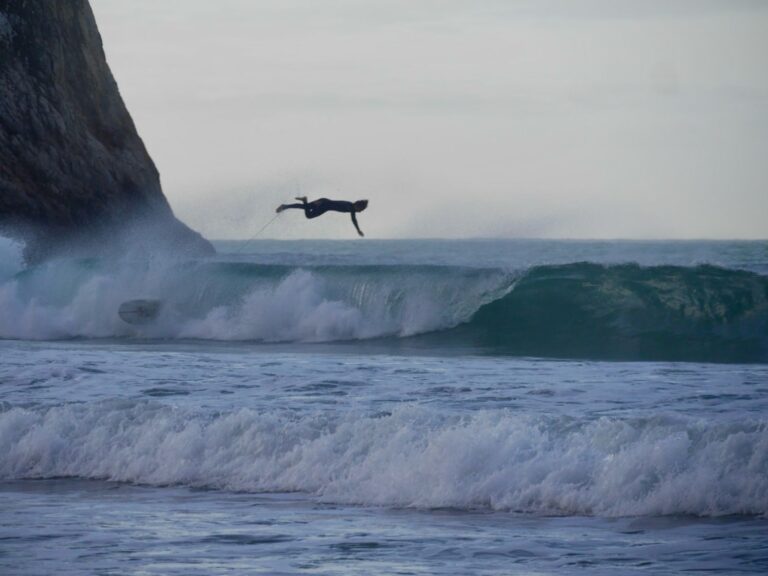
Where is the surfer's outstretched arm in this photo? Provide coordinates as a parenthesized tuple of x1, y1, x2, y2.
(351, 212, 364, 237)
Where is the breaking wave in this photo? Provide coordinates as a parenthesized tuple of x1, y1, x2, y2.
(447, 262, 768, 363)
(0, 256, 766, 362)
(1, 401, 766, 517)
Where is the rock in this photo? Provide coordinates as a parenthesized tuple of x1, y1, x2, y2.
(0, 0, 215, 263)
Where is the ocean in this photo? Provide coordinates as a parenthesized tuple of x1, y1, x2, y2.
(1, 238, 766, 575)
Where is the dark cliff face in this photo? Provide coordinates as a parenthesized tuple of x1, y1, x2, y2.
(0, 0, 214, 262)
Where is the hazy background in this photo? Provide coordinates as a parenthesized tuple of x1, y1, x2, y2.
(90, 0, 768, 240)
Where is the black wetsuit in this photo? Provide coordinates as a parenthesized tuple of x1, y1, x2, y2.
(280, 198, 353, 219)
(279, 198, 364, 236)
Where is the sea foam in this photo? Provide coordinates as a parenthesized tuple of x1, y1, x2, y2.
(1, 401, 766, 517)
(0, 257, 511, 342)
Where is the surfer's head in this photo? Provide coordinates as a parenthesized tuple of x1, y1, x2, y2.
(354, 200, 369, 212)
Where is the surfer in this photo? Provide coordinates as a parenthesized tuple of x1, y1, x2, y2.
(276, 197, 368, 237)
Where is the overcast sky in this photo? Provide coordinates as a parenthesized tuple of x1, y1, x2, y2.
(90, 0, 768, 240)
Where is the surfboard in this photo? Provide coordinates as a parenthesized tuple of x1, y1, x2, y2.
(118, 299, 162, 325)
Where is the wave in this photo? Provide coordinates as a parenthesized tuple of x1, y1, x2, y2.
(0, 259, 514, 341)
(1, 401, 766, 517)
(443, 262, 768, 363)
(1, 258, 766, 362)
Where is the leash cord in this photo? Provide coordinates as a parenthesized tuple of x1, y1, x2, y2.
(235, 211, 281, 255)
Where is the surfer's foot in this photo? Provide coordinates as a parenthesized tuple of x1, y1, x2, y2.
(295, 196, 307, 203)
(276, 205, 285, 213)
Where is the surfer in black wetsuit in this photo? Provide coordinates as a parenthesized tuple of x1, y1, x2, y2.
(276, 197, 369, 237)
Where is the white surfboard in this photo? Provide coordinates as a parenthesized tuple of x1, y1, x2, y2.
(118, 299, 162, 325)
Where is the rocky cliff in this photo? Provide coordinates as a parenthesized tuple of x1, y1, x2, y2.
(0, 0, 214, 263)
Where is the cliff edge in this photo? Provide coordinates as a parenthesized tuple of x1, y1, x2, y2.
(0, 0, 214, 263)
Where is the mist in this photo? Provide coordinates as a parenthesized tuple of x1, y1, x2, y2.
(90, 0, 768, 240)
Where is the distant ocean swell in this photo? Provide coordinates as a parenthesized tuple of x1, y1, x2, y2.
(1, 259, 766, 362)
(1, 401, 766, 517)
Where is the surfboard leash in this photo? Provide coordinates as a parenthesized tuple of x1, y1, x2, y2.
(235, 182, 302, 255)
(235, 212, 282, 255)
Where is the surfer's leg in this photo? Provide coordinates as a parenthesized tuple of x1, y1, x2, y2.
(276, 198, 327, 218)
(289, 196, 320, 218)
(303, 199, 328, 219)
(276, 203, 305, 213)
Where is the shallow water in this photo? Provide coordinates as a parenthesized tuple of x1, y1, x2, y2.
(1, 239, 767, 574)
(3, 479, 767, 575)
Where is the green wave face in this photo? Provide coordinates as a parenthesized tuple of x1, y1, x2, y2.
(450, 263, 768, 363)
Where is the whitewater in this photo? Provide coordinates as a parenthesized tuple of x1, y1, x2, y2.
(1, 238, 767, 575)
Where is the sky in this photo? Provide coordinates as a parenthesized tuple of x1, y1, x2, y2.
(90, 0, 768, 240)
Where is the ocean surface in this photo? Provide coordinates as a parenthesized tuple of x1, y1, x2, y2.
(1, 238, 767, 575)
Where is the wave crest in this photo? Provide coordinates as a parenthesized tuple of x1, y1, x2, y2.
(453, 263, 768, 362)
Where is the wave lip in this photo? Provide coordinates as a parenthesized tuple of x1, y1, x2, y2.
(1, 402, 766, 517)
